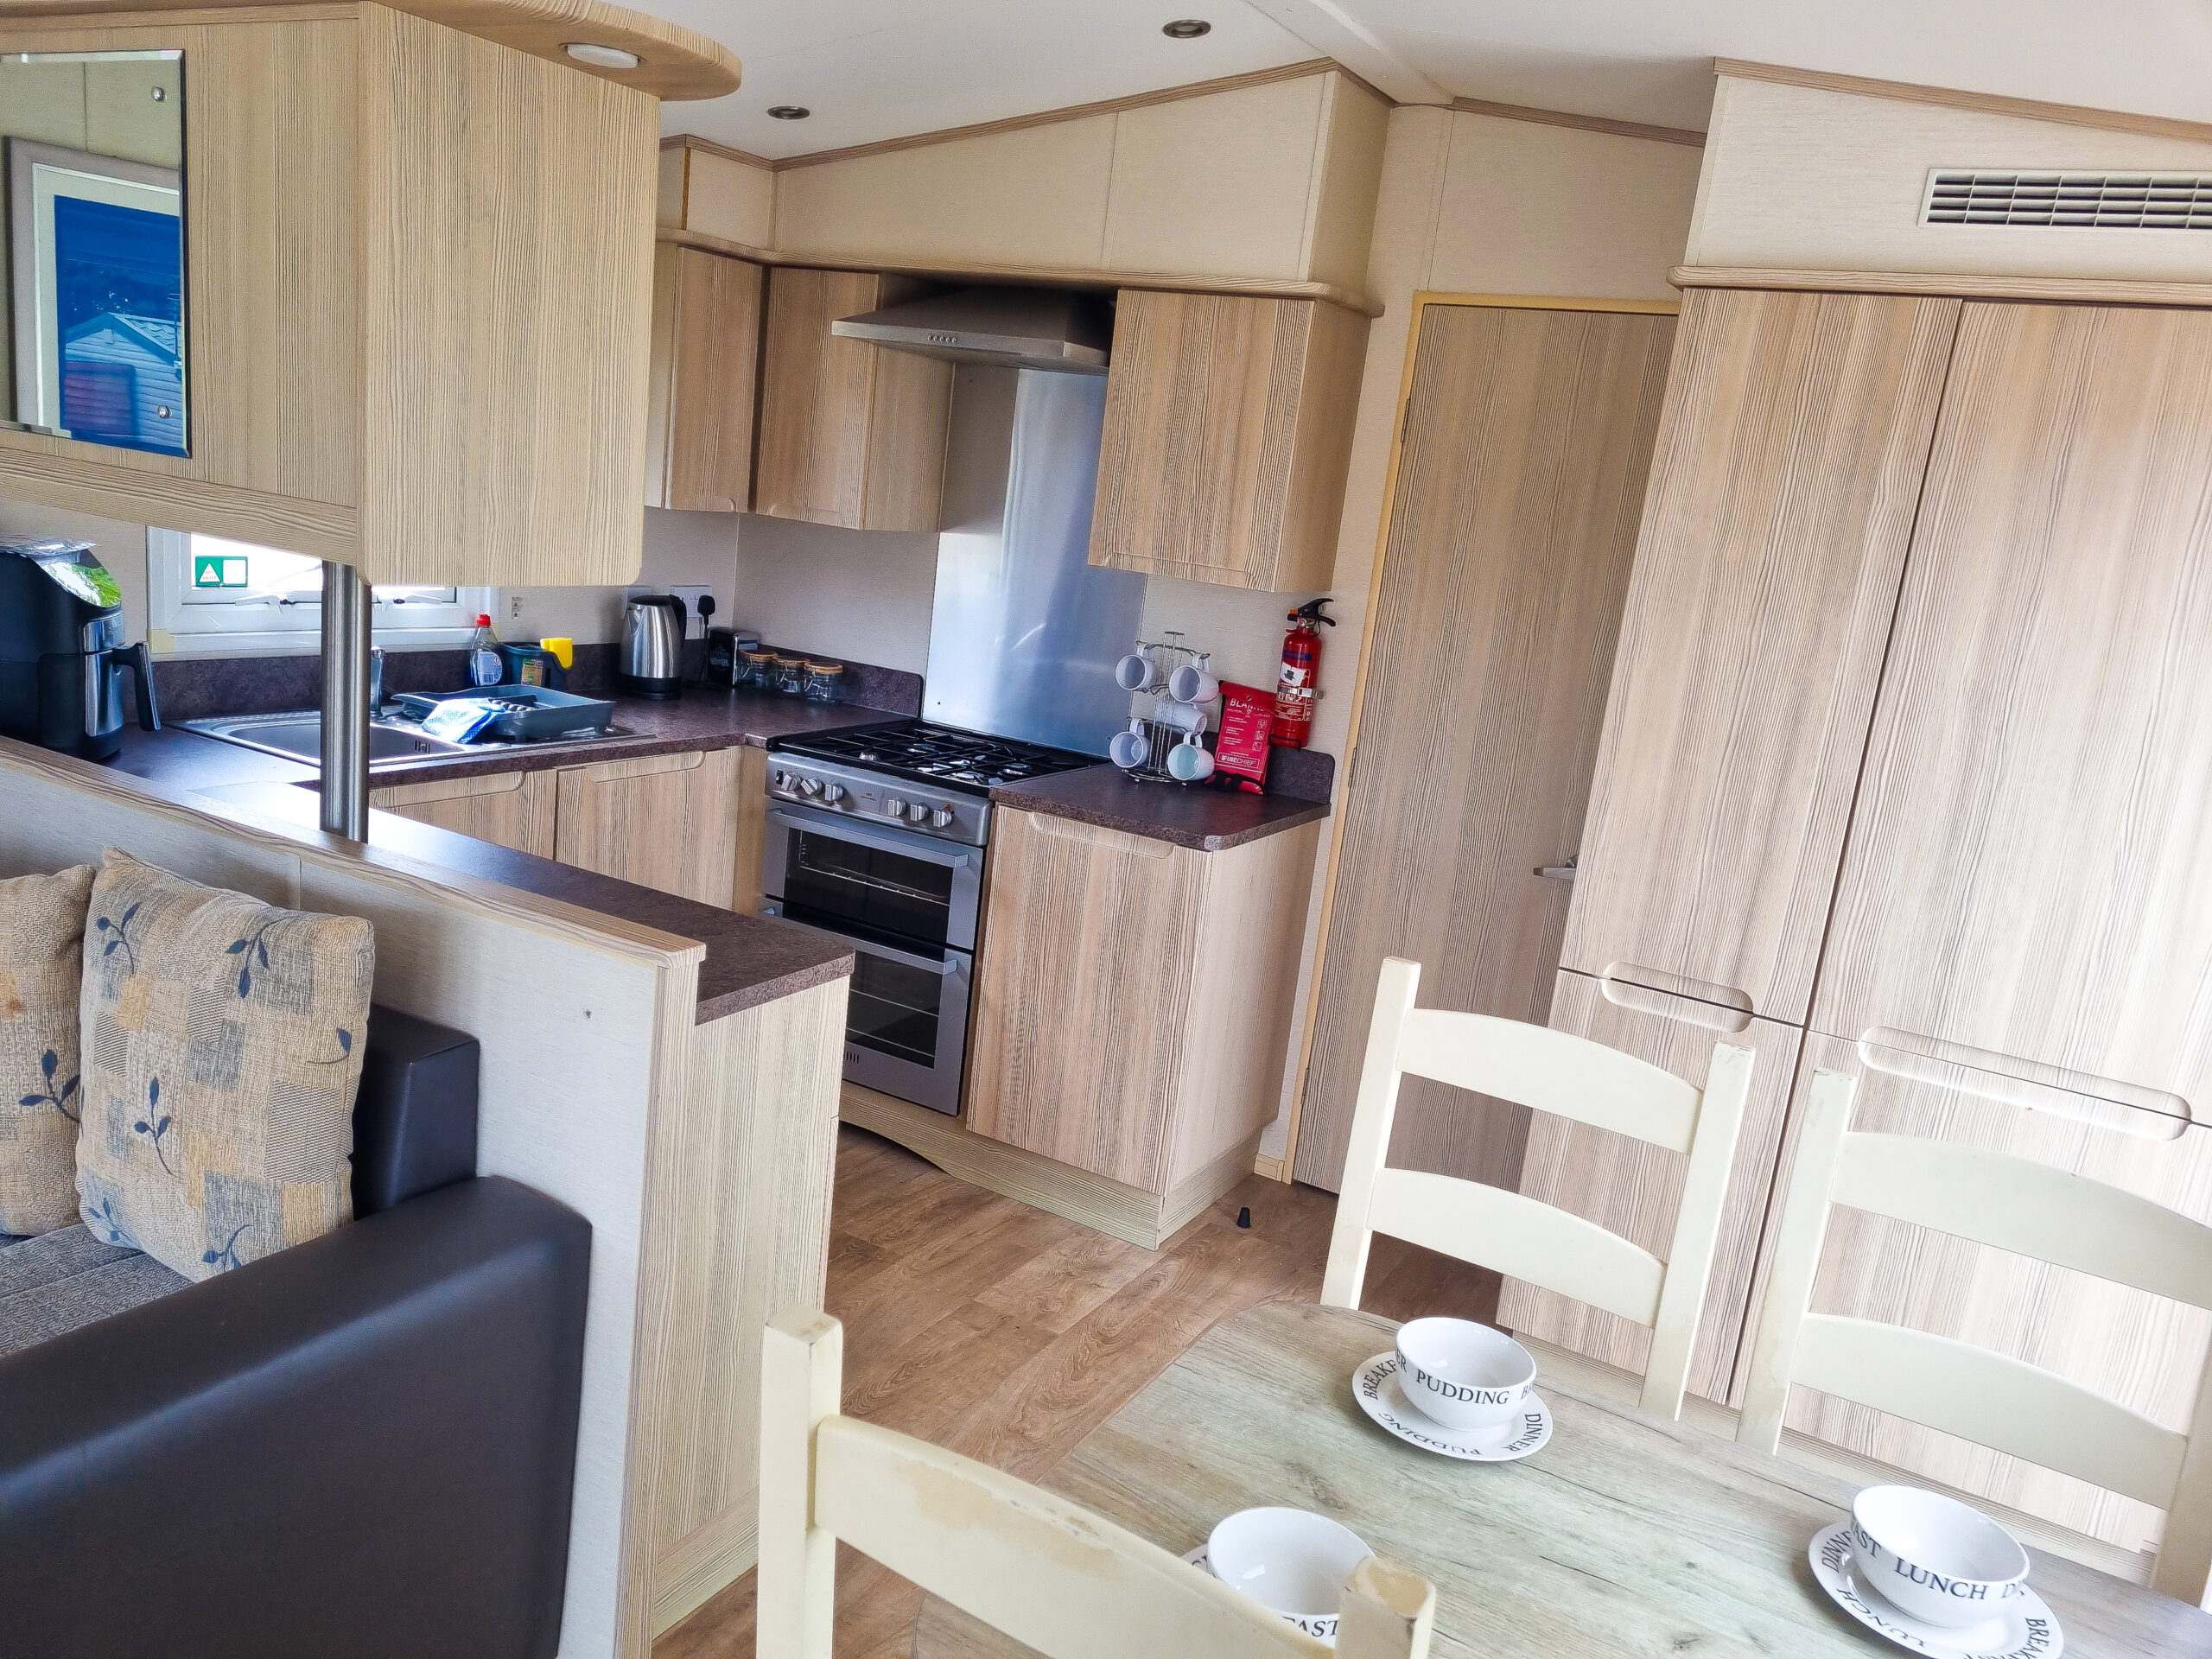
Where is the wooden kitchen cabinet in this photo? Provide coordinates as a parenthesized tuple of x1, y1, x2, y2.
(0, 2, 703, 587)
(1089, 290, 1369, 593)
(553, 747, 742, 907)
(646, 243, 764, 512)
(1503, 968, 1804, 1408)
(967, 807, 1321, 1212)
(1768, 1030, 2212, 1556)
(370, 769, 556, 858)
(753, 268, 952, 531)
(1559, 289, 1960, 1027)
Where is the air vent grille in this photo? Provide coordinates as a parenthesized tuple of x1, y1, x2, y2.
(1923, 169, 2212, 230)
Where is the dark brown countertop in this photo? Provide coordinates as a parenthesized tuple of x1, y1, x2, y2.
(990, 765, 1330, 851)
(192, 779, 854, 1023)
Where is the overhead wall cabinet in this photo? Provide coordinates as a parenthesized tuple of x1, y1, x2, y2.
(0, 0, 737, 588)
(646, 243, 764, 512)
(1089, 289, 1369, 593)
(753, 267, 951, 532)
(1521, 275, 2212, 1558)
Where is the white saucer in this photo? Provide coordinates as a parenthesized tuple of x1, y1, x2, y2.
(1351, 1352, 1552, 1461)
(1808, 1522, 2064, 1658)
(1184, 1546, 1337, 1649)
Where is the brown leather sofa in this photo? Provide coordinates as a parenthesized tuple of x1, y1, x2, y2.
(0, 1007, 592, 1659)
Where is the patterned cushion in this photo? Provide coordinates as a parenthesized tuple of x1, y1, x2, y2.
(75, 849, 375, 1282)
(0, 865, 95, 1236)
(0, 1223, 186, 1358)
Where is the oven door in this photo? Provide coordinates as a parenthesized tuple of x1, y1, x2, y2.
(761, 802, 981, 952)
(760, 902, 971, 1115)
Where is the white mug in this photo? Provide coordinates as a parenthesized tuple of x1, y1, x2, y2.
(1167, 661, 1219, 705)
(1166, 732, 1215, 782)
(1115, 652, 1161, 692)
(1108, 721, 1149, 770)
(1152, 700, 1205, 735)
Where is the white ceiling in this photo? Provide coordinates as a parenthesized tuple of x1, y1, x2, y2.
(647, 0, 2212, 160)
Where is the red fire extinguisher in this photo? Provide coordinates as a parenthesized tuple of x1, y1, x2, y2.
(1272, 597, 1335, 747)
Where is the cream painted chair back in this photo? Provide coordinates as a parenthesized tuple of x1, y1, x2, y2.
(1738, 1069, 2212, 1604)
(1321, 957, 1756, 1419)
(758, 1311, 1437, 1659)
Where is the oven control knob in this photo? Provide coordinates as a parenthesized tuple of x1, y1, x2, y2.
(907, 802, 930, 823)
(797, 777, 821, 798)
(930, 807, 954, 829)
(771, 770, 789, 791)
(885, 797, 906, 817)
(822, 784, 846, 804)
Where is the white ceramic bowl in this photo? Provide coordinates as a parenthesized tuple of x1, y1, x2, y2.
(1849, 1485, 2030, 1629)
(1207, 1507, 1371, 1641)
(1394, 1318, 1535, 1433)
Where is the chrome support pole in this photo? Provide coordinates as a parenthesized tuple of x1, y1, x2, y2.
(319, 560, 371, 841)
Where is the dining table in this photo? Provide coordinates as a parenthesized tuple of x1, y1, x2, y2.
(911, 1301, 2212, 1658)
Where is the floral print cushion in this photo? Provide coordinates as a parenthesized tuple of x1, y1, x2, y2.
(0, 864, 95, 1236)
(74, 849, 375, 1282)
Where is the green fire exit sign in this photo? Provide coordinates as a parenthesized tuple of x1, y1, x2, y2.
(193, 553, 248, 588)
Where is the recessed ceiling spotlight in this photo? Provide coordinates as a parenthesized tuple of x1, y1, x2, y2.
(1161, 19, 1211, 39)
(565, 41, 640, 68)
(767, 105, 811, 120)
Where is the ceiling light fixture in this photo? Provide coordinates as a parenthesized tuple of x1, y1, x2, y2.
(767, 105, 810, 120)
(564, 41, 640, 68)
(1161, 19, 1211, 38)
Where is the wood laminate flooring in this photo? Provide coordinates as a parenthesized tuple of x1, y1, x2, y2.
(655, 1124, 1494, 1659)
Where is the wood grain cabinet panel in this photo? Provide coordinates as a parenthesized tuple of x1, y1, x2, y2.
(1088, 290, 1368, 593)
(554, 747, 741, 908)
(1292, 301, 1676, 1192)
(967, 807, 1319, 1197)
(1769, 1030, 2212, 1555)
(1502, 968, 1802, 1407)
(645, 244, 763, 512)
(753, 267, 951, 531)
(1811, 302, 2212, 1121)
(371, 768, 556, 857)
(1560, 289, 1961, 1026)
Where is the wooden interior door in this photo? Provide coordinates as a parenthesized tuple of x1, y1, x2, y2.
(1291, 299, 1676, 1192)
(1559, 289, 1961, 1027)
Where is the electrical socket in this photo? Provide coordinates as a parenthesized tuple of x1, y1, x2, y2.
(669, 584, 715, 638)
(507, 592, 524, 622)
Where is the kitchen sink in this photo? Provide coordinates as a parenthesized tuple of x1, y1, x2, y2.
(182, 711, 475, 765)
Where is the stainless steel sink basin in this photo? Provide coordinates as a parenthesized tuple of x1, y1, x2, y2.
(182, 711, 474, 766)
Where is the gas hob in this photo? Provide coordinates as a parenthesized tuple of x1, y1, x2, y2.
(772, 719, 1099, 792)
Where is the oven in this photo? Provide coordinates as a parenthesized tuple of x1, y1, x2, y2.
(759, 796, 982, 1115)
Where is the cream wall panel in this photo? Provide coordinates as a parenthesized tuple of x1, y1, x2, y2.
(1428, 113, 1702, 303)
(1101, 73, 1328, 281)
(1304, 73, 1392, 295)
(774, 115, 1115, 271)
(1688, 74, 2212, 280)
(683, 145, 775, 248)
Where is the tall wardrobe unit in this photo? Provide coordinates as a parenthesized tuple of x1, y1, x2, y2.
(1516, 278, 2212, 1559)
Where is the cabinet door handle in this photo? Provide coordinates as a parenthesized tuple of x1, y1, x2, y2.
(1536, 855, 1578, 880)
(1857, 1027, 2190, 1141)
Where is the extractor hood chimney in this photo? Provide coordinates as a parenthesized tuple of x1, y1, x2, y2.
(831, 286, 1112, 374)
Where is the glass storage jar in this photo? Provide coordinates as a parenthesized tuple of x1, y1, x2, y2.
(804, 661, 844, 702)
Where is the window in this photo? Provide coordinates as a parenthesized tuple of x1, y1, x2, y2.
(148, 529, 491, 652)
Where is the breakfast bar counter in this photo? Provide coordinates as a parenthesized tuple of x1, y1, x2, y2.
(914, 1301, 2210, 1659)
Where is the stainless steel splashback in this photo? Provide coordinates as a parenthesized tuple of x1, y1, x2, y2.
(925, 365, 1145, 756)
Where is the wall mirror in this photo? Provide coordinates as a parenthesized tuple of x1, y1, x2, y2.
(0, 50, 185, 457)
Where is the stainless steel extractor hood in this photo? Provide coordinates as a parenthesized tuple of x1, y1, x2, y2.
(831, 286, 1112, 374)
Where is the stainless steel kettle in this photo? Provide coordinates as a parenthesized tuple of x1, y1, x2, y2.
(620, 595, 686, 699)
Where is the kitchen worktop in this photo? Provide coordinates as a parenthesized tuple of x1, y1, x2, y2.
(190, 779, 855, 1023)
(990, 765, 1330, 851)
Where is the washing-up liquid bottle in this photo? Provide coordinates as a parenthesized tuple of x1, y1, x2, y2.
(467, 614, 502, 687)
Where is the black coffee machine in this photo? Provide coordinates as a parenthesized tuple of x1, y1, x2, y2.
(0, 539, 158, 762)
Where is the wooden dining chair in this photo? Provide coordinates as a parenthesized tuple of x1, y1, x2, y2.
(758, 1310, 1437, 1659)
(1738, 1069, 2212, 1603)
(1321, 957, 1756, 1419)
